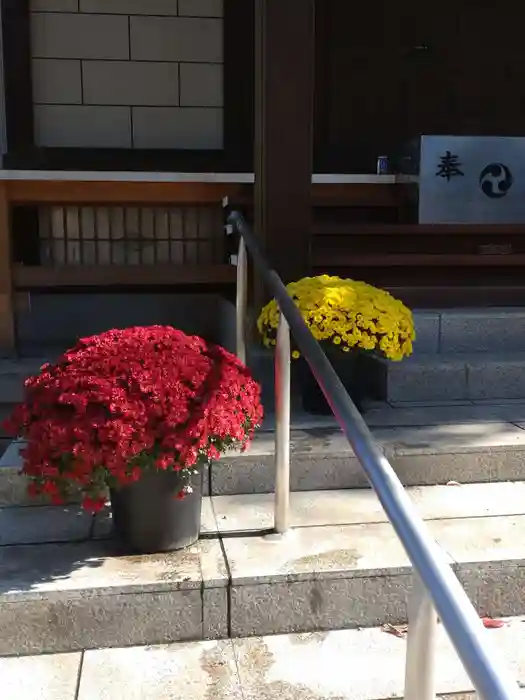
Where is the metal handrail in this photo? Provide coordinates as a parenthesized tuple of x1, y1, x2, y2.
(227, 208, 520, 700)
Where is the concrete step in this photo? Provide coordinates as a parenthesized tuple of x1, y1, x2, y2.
(4, 401, 525, 501)
(415, 307, 525, 355)
(250, 346, 525, 406)
(0, 358, 48, 404)
(3, 619, 523, 700)
(2, 483, 525, 655)
(387, 352, 525, 402)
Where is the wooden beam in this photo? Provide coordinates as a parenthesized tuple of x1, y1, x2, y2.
(0, 183, 15, 355)
(254, 0, 315, 283)
(14, 264, 237, 288)
(7, 180, 248, 205)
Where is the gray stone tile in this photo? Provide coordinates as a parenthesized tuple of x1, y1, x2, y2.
(0, 537, 227, 602)
(233, 619, 525, 699)
(130, 16, 222, 62)
(229, 574, 412, 638)
(35, 105, 132, 148)
(201, 496, 217, 533)
(413, 311, 440, 354)
(179, 0, 223, 16)
(32, 59, 82, 104)
(31, 12, 130, 59)
(82, 61, 180, 106)
(0, 358, 47, 376)
(441, 309, 525, 354)
(0, 439, 24, 468)
(457, 564, 525, 619)
(203, 587, 228, 640)
(468, 357, 525, 400)
(180, 63, 223, 107)
(365, 404, 525, 427)
(474, 398, 525, 406)
(379, 422, 525, 456)
(0, 589, 203, 655)
(388, 399, 474, 407)
(213, 422, 525, 494)
(0, 652, 81, 700)
(78, 640, 242, 700)
(387, 357, 467, 402)
(212, 482, 525, 533)
(0, 373, 26, 402)
(430, 514, 525, 565)
(0, 505, 93, 545)
(259, 411, 339, 432)
(132, 106, 223, 150)
(211, 453, 366, 495)
(30, 0, 78, 9)
(222, 522, 448, 585)
(80, 0, 180, 13)
(390, 449, 525, 487)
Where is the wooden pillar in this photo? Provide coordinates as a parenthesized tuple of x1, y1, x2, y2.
(254, 0, 315, 284)
(0, 183, 15, 355)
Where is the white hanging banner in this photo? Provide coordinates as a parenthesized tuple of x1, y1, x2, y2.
(418, 135, 525, 224)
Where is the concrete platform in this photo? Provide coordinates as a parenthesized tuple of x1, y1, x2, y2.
(1, 619, 523, 699)
(3, 483, 525, 654)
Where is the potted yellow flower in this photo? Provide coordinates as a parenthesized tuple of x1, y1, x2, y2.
(257, 275, 415, 414)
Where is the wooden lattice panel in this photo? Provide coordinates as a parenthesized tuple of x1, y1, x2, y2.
(38, 205, 224, 267)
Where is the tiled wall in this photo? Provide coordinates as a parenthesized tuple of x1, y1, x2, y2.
(30, 0, 224, 149)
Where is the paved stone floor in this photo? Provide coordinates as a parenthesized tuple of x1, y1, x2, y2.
(2, 619, 524, 700)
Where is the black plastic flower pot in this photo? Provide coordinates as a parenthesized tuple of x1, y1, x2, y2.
(297, 351, 368, 416)
(110, 469, 203, 555)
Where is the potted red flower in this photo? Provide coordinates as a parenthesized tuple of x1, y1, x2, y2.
(5, 326, 263, 554)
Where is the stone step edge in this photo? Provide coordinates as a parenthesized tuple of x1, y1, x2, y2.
(4, 419, 525, 502)
(5, 619, 522, 700)
(4, 416, 525, 467)
(1, 510, 524, 605)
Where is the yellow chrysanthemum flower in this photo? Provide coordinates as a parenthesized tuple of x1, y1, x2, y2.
(257, 275, 415, 362)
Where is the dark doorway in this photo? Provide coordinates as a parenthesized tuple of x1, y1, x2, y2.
(314, 1, 525, 172)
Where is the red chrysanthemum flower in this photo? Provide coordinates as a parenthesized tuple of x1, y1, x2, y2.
(5, 326, 263, 511)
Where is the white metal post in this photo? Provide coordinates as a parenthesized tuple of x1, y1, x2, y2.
(274, 312, 291, 533)
(404, 573, 438, 700)
(235, 237, 248, 364)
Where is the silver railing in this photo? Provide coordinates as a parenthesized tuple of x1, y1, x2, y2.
(226, 207, 520, 700)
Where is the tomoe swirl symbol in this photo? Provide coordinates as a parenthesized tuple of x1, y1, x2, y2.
(479, 163, 513, 198)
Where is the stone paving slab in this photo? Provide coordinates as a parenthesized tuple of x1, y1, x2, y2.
(0, 504, 94, 545)
(4, 619, 524, 700)
(78, 640, 243, 700)
(0, 538, 229, 655)
(212, 420, 525, 494)
(5, 410, 525, 501)
(222, 512, 525, 637)
(211, 481, 525, 533)
(231, 621, 523, 700)
(0, 651, 81, 700)
(0, 538, 227, 602)
(388, 352, 525, 403)
(3, 495, 525, 652)
(223, 522, 432, 586)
